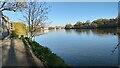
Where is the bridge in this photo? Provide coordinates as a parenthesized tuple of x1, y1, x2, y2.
(48, 26, 65, 30)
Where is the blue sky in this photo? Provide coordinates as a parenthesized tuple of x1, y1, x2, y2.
(3, 2, 118, 26)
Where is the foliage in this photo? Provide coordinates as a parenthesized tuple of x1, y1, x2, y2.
(74, 21, 82, 28)
(10, 30, 18, 38)
(85, 20, 91, 23)
(65, 24, 73, 29)
(92, 18, 117, 28)
(73, 21, 92, 29)
(66, 18, 118, 29)
(11, 22, 28, 38)
(22, 37, 70, 68)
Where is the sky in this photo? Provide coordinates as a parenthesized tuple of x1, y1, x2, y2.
(3, 2, 118, 26)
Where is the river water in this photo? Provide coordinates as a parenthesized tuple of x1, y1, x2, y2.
(35, 29, 119, 66)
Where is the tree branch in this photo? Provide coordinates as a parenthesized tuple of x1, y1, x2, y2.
(0, 2, 6, 9)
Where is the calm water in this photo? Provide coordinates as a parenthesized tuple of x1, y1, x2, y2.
(35, 29, 118, 66)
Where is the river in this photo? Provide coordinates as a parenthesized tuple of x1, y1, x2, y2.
(35, 28, 119, 66)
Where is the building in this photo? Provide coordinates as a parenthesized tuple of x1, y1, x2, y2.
(0, 11, 10, 39)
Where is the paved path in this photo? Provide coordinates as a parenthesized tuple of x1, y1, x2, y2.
(2, 38, 44, 67)
(0, 40, 2, 68)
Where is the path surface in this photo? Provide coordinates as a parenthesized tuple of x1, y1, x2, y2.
(2, 38, 44, 67)
(0, 40, 2, 68)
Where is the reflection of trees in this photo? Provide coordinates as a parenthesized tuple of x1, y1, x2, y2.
(72, 28, 117, 36)
(65, 29, 73, 33)
(91, 28, 117, 36)
(74, 29, 91, 35)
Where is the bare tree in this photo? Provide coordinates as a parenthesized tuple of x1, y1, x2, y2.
(0, 1, 27, 12)
(22, 2, 50, 40)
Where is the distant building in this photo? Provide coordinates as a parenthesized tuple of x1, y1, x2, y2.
(43, 27, 49, 30)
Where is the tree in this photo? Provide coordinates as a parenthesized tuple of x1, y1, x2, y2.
(11, 22, 27, 38)
(74, 21, 83, 28)
(0, 1, 27, 15)
(85, 20, 91, 24)
(65, 24, 73, 29)
(91, 18, 118, 28)
(22, 2, 50, 40)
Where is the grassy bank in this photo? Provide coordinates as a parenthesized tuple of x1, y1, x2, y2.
(22, 37, 70, 68)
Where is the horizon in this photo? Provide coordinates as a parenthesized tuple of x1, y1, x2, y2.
(3, 2, 118, 26)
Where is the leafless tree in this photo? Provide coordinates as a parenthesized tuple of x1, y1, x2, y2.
(22, 2, 50, 40)
(0, 1, 27, 14)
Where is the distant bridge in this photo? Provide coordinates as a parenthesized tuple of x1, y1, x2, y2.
(48, 26, 65, 30)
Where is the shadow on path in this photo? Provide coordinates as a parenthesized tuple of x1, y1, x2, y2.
(2, 38, 44, 68)
(4, 38, 18, 66)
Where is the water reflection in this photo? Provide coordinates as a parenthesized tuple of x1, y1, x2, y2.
(111, 33, 120, 54)
(65, 28, 117, 36)
(74, 29, 91, 35)
(65, 29, 73, 34)
(72, 28, 119, 66)
(66, 29, 119, 55)
(91, 28, 117, 36)
(36, 28, 118, 66)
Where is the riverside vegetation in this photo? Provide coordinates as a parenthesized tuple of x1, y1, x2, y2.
(65, 18, 118, 29)
(22, 37, 69, 67)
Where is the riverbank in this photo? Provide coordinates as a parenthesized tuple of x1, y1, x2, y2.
(22, 37, 70, 68)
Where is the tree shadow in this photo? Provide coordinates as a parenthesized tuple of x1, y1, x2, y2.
(2, 38, 43, 68)
(3, 38, 18, 66)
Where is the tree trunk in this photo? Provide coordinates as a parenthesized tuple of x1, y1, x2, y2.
(29, 31, 33, 41)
